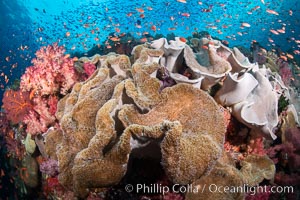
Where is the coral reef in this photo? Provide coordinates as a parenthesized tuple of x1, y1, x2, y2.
(2, 34, 299, 199)
(45, 41, 228, 198)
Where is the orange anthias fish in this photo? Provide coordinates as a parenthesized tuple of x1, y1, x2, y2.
(266, 9, 279, 15)
(136, 8, 144, 13)
(294, 50, 300, 55)
(280, 55, 288, 61)
(151, 25, 157, 31)
(110, 37, 120, 42)
(241, 22, 251, 27)
(140, 38, 148, 43)
(179, 37, 187, 43)
(286, 53, 294, 59)
(270, 29, 279, 35)
(181, 12, 190, 17)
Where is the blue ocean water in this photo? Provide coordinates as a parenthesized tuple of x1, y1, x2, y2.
(0, 0, 299, 102)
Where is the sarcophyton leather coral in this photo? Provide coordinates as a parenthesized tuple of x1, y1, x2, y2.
(185, 153, 275, 200)
(46, 43, 227, 198)
(45, 38, 280, 199)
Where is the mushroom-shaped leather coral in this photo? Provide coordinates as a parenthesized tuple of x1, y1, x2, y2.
(43, 128, 63, 160)
(151, 37, 186, 72)
(215, 72, 259, 106)
(69, 80, 185, 197)
(190, 37, 221, 67)
(220, 45, 256, 73)
(119, 83, 226, 184)
(232, 69, 278, 139)
(56, 67, 124, 188)
(185, 162, 244, 200)
(125, 45, 164, 110)
(71, 94, 126, 197)
(185, 154, 275, 200)
(79, 54, 102, 65)
(240, 154, 275, 186)
(73, 107, 182, 198)
(184, 44, 232, 90)
(102, 53, 131, 77)
(152, 37, 232, 91)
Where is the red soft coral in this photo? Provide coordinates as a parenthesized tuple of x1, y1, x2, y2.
(20, 43, 79, 96)
(245, 186, 271, 200)
(247, 137, 266, 156)
(0, 112, 25, 158)
(2, 89, 33, 124)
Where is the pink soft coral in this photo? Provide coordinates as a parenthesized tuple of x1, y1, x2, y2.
(23, 96, 58, 135)
(277, 58, 292, 86)
(267, 128, 300, 170)
(20, 43, 79, 96)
